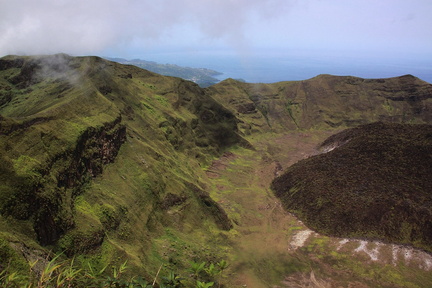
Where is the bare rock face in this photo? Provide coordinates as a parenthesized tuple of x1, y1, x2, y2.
(57, 116, 126, 188)
(35, 117, 126, 245)
(0, 114, 126, 245)
(236, 103, 257, 114)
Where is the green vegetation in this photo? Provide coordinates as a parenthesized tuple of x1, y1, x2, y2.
(1, 54, 432, 287)
(0, 255, 227, 287)
(285, 99, 299, 128)
(207, 74, 432, 133)
(0, 54, 241, 286)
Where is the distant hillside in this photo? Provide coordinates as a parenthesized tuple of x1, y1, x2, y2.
(106, 57, 222, 87)
(1, 54, 432, 286)
(271, 122, 432, 251)
(207, 74, 432, 134)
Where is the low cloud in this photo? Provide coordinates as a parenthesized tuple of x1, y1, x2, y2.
(2, 0, 431, 58)
(0, 0, 290, 56)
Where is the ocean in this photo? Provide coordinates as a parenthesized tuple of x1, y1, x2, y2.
(142, 50, 432, 84)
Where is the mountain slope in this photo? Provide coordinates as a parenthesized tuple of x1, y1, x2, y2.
(1, 54, 432, 286)
(208, 74, 432, 134)
(271, 122, 432, 251)
(0, 54, 243, 278)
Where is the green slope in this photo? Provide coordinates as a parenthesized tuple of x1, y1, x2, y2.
(0, 54, 243, 280)
(1, 54, 432, 287)
(207, 74, 432, 134)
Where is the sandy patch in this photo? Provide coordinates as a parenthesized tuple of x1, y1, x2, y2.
(354, 240, 382, 261)
(337, 239, 432, 271)
(289, 229, 314, 250)
(391, 245, 432, 271)
(337, 238, 350, 250)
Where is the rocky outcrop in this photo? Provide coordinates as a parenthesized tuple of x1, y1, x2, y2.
(56, 116, 126, 188)
(35, 117, 126, 245)
(0, 115, 127, 246)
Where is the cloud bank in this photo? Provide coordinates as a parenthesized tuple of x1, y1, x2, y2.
(0, 0, 290, 56)
(1, 0, 431, 57)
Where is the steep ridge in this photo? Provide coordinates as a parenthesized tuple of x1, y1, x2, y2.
(1, 54, 432, 286)
(207, 74, 432, 133)
(0, 54, 242, 277)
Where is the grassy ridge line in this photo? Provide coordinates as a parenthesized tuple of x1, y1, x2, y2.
(1, 54, 432, 286)
(0, 54, 243, 281)
(207, 74, 432, 135)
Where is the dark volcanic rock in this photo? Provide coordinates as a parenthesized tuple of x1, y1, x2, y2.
(271, 122, 432, 252)
(236, 103, 257, 114)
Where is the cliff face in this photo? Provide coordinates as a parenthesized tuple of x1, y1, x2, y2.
(1, 115, 126, 242)
(0, 55, 240, 274)
(1, 54, 432, 281)
(37, 117, 127, 245)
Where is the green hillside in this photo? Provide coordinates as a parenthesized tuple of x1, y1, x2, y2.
(207, 74, 432, 133)
(0, 54, 242, 283)
(1, 54, 432, 287)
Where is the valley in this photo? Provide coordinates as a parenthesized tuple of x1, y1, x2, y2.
(0, 54, 431, 287)
(203, 131, 432, 287)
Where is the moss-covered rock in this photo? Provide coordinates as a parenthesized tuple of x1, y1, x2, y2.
(2, 54, 432, 283)
(0, 54, 242, 277)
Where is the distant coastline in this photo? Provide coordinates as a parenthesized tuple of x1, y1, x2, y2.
(106, 57, 222, 87)
(134, 51, 432, 84)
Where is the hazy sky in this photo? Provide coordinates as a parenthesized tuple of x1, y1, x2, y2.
(1, 0, 431, 62)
